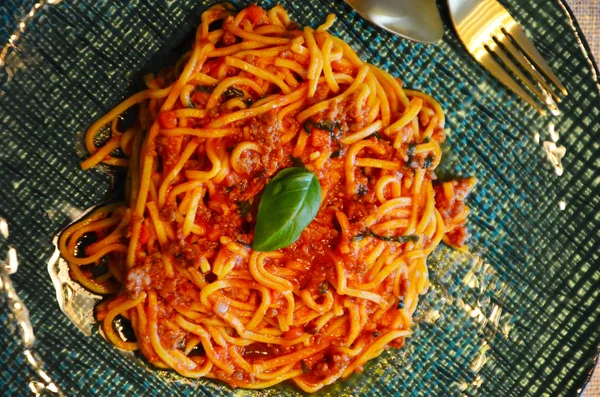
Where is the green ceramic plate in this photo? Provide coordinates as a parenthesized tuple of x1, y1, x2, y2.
(1, 0, 599, 395)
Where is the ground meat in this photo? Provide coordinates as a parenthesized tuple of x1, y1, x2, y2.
(236, 150, 262, 175)
(431, 126, 446, 143)
(159, 205, 177, 223)
(180, 243, 201, 263)
(346, 201, 374, 223)
(313, 362, 330, 378)
(154, 298, 186, 349)
(246, 110, 279, 149)
(434, 177, 476, 247)
(156, 136, 182, 171)
(222, 30, 236, 46)
(306, 84, 330, 106)
(125, 255, 165, 295)
(446, 225, 470, 247)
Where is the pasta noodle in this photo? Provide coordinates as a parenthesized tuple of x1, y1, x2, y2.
(59, 4, 476, 392)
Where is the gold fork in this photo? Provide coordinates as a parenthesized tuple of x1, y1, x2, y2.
(448, 0, 568, 115)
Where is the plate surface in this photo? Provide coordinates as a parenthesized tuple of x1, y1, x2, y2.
(1, 0, 600, 396)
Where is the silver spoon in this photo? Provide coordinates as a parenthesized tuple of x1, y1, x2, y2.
(344, 0, 444, 44)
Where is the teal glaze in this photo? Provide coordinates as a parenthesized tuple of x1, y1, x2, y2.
(1, 0, 599, 396)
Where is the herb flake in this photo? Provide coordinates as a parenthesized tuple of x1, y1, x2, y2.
(397, 296, 405, 309)
(303, 118, 337, 134)
(357, 185, 368, 198)
(195, 85, 215, 93)
(236, 201, 251, 218)
(223, 87, 245, 100)
(406, 143, 417, 168)
(355, 229, 420, 244)
(301, 360, 310, 374)
(352, 234, 365, 243)
(423, 154, 435, 168)
(318, 282, 329, 294)
(235, 239, 252, 249)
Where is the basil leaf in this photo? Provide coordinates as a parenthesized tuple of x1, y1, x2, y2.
(252, 167, 322, 251)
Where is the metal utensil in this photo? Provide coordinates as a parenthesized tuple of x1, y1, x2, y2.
(345, 0, 444, 44)
(447, 0, 568, 115)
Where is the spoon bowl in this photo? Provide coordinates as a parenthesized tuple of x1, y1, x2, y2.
(345, 0, 444, 44)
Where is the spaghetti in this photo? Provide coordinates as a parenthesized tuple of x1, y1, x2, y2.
(59, 4, 476, 392)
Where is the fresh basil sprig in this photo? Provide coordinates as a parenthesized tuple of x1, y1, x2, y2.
(252, 167, 322, 252)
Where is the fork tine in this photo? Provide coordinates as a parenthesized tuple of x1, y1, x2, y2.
(488, 39, 560, 116)
(503, 25, 568, 96)
(496, 33, 562, 103)
(477, 48, 546, 115)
